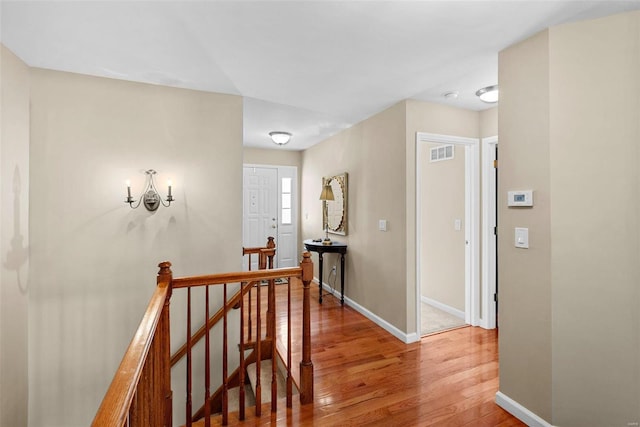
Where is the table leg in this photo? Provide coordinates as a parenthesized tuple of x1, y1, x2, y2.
(340, 253, 345, 305)
(318, 252, 324, 304)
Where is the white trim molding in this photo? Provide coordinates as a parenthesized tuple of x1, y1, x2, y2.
(495, 392, 555, 427)
(481, 135, 498, 329)
(315, 278, 420, 344)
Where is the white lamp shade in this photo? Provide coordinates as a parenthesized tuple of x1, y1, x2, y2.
(476, 85, 499, 103)
(269, 131, 292, 145)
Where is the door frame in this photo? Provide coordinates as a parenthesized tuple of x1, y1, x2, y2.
(481, 136, 498, 329)
(415, 132, 480, 333)
(243, 164, 298, 268)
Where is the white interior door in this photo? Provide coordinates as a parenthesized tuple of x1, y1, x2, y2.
(243, 167, 278, 270)
(243, 165, 298, 269)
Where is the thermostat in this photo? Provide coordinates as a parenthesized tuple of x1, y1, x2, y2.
(507, 190, 533, 207)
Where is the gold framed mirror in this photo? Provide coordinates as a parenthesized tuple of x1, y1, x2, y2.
(322, 173, 348, 235)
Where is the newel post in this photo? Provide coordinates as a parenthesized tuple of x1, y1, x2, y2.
(266, 236, 276, 269)
(157, 261, 173, 427)
(265, 236, 277, 339)
(299, 252, 314, 404)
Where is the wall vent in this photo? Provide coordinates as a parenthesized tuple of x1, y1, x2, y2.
(430, 144, 455, 162)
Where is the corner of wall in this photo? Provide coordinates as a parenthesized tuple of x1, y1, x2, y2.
(0, 43, 30, 427)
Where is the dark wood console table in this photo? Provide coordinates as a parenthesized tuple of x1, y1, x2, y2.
(303, 239, 347, 305)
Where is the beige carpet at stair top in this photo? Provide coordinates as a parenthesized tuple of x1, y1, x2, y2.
(421, 302, 467, 336)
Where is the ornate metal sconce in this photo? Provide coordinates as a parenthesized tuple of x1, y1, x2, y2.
(125, 169, 174, 211)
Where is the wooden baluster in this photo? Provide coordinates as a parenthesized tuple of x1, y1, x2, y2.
(186, 287, 193, 426)
(204, 285, 211, 427)
(286, 276, 292, 408)
(238, 282, 246, 421)
(248, 254, 253, 342)
(157, 262, 173, 427)
(265, 237, 276, 340)
(299, 252, 314, 404)
(266, 277, 275, 341)
(266, 237, 277, 412)
(259, 250, 267, 270)
(255, 277, 262, 416)
(270, 279, 277, 413)
(222, 283, 229, 426)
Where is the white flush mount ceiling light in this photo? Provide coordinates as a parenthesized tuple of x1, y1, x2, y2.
(476, 85, 499, 103)
(269, 131, 292, 145)
(444, 91, 459, 99)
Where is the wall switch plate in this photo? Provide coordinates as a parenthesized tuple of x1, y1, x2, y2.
(515, 227, 529, 249)
(379, 219, 387, 231)
(454, 219, 461, 231)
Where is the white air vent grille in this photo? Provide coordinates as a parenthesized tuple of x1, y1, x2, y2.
(430, 144, 454, 162)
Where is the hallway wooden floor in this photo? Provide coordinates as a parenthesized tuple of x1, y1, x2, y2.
(207, 280, 525, 426)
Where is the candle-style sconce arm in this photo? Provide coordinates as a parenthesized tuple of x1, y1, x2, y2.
(125, 169, 174, 212)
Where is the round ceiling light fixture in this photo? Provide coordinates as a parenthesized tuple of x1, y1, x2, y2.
(476, 85, 499, 103)
(444, 91, 459, 99)
(269, 131, 292, 145)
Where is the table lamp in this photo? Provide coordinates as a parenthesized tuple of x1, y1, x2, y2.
(319, 182, 335, 245)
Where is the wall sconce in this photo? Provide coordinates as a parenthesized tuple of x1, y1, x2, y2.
(319, 182, 334, 245)
(125, 169, 174, 211)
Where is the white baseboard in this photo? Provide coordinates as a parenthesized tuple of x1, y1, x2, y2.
(495, 391, 554, 427)
(421, 296, 465, 320)
(314, 278, 419, 344)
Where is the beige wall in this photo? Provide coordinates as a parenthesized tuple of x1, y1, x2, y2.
(548, 12, 640, 426)
(420, 142, 465, 311)
(0, 45, 30, 427)
(480, 107, 498, 138)
(28, 69, 243, 426)
(243, 147, 302, 169)
(499, 11, 640, 426)
(302, 102, 408, 331)
(498, 29, 553, 422)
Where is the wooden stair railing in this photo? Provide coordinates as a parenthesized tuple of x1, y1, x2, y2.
(92, 263, 173, 427)
(92, 251, 314, 427)
(243, 236, 276, 271)
(172, 253, 314, 426)
(171, 237, 276, 365)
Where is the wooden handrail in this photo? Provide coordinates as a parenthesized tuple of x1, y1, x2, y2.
(94, 251, 314, 426)
(92, 262, 173, 427)
(171, 267, 303, 288)
(244, 236, 276, 270)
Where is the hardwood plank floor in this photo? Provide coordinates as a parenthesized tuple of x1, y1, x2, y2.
(200, 279, 524, 426)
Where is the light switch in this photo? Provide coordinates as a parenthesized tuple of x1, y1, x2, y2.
(515, 227, 529, 249)
(379, 219, 387, 232)
(454, 219, 461, 231)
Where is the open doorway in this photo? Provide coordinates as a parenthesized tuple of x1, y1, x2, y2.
(416, 133, 480, 336)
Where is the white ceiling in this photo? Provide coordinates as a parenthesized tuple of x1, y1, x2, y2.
(2, 1, 639, 150)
